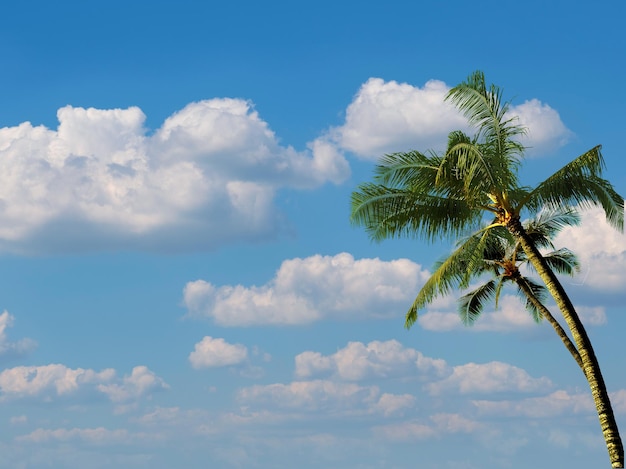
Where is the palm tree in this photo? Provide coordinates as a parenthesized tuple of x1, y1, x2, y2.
(351, 71, 624, 467)
(414, 208, 584, 370)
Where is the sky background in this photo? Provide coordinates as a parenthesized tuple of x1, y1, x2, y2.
(0, 1, 625, 468)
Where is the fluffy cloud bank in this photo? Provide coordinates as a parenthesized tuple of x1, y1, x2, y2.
(330, 77, 571, 159)
(237, 380, 414, 417)
(427, 361, 552, 396)
(295, 339, 447, 381)
(0, 364, 167, 403)
(0, 78, 572, 254)
(183, 253, 429, 326)
(0, 99, 349, 253)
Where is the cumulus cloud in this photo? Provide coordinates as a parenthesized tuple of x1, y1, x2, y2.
(331, 78, 468, 158)
(506, 99, 572, 156)
(183, 253, 429, 326)
(330, 77, 571, 160)
(0, 311, 36, 358)
(294, 339, 448, 381)
(427, 361, 552, 396)
(554, 205, 626, 291)
(97, 366, 169, 403)
(0, 364, 166, 403)
(237, 379, 413, 416)
(0, 99, 349, 254)
(188, 336, 248, 369)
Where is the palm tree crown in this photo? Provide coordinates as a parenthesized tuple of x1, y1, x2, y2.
(351, 71, 624, 467)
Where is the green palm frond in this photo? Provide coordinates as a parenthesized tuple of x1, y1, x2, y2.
(461, 227, 496, 288)
(351, 183, 482, 243)
(526, 248, 580, 277)
(520, 146, 624, 231)
(405, 231, 487, 328)
(458, 279, 498, 325)
(373, 150, 441, 188)
(445, 71, 526, 183)
(493, 275, 506, 309)
(515, 277, 547, 323)
(525, 207, 581, 237)
(482, 225, 514, 259)
(522, 207, 581, 250)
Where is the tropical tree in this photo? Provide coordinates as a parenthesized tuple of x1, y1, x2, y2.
(350, 71, 624, 467)
(412, 208, 584, 370)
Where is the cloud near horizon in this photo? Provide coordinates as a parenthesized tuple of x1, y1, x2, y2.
(0, 363, 167, 403)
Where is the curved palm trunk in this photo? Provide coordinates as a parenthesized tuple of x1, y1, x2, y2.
(513, 275, 584, 371)
(507, 216, 624, 468)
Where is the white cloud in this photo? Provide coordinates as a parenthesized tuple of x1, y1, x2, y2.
(0, 99, 349, 254)
(183, 253, 429, 326)
(237, 379, 412, 416)
(427, 361, 552, 395)
(332, 78, 468, 158)
(0, 364, 115, 400)
(97, 366, 169, 403)
(371, 393, 416, 417)
(554, 205, 626, 291)
(188, 336, 248, 369)
(330, 77, 571, 160)
(506, 99, 572, 156)
(472, 389, 595, 418)
(0, 364, 166, 403)
(294, 339, 448, 381)
(238, 380, 377, 410)
(0, 311, 36, 358)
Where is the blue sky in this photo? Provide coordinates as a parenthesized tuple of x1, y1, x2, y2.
(0, 1, 625, 468)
